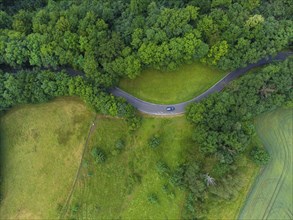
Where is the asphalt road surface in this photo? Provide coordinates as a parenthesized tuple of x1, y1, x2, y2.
(110, 52, 292, 115)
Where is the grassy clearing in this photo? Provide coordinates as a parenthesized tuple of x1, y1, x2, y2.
(0, 97, 95, 219)
(239, 108, 293, 219)
(119, 62, 225, 104)
(66, 116, 194, 219)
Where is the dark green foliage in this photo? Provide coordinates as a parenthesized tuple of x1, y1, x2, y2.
(147, 193, 159, 204)
(0, 0, 291, 76)
(170, 165, 186, 188)
(0, 192, 3, 203)
(126, 115, 142, 132)
(209, 174, 245, 200)
(156, 161, 171, 177)
(250, 146, 271, 165)
(115, 139, 125, 151)
(91, 148, 107, 164)
(184, 163, 206, 194)
(187, 60, 293, 164)
(0, 0, 48, 13)
(112, 139, 126, 156)
(211, 163, 231, 178)
(184, 60, 292, 218)
(148, 135, 161, 149)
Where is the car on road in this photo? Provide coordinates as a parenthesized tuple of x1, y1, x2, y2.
(166, 106, 175, 111)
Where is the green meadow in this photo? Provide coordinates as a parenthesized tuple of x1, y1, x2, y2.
(64, 116, 193, 219)
(0, 98, 95, 219)
(119, 62, 225, 104)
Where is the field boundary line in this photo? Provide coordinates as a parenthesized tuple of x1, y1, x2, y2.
(59, 115, 98, 219)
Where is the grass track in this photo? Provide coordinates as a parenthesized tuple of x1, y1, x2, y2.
(239, 108, 293, 219)
(0, 97, 95, 219)
(119, 62, 225, 104)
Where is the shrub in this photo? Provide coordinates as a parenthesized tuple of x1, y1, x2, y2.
(112, 139, 126, 156)
(116, 139, 125, 151)
(156, 161, 171, 177)
(170, 165, 186, 188)
(148, 135, 161, 149)
(147, 193, 159, 204)
(91, 148, 107, 164)
(250, 146, 271, 165)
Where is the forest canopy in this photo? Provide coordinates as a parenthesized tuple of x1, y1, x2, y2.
(0, 0, 292, 81)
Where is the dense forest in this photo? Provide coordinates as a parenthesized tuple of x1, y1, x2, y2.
(0, 0, 292, 115)
(1, 0, 292, 74)
(0, 0, 293, 219)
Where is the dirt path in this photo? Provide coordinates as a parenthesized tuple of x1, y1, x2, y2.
(59, 115, 98, 219)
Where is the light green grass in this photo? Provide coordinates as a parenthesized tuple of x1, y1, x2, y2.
(239, 108, 293, 219)
(0, 97, 95, 219)
(119, 62, 225, 104)
(67, 116, 194, 219)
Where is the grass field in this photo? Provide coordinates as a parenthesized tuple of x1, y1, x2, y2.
(65, 116, 194, 219)
(239, 108, 293, 219)
(119, 62, 225, 104)
(1, 98, 274, 219)
(0, 97, 95, 219)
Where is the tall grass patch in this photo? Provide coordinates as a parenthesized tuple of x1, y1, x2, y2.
(0, 97, 94, 219)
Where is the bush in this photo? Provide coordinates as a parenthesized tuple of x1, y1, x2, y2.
(115, 139, 125, 151)
(250, 146, 271, 165)
(91, 148, 107, 164)
(148, 135, 161, 149)
(147, 193, 159, 204)
(111, 139, 125, 156)
(156, 161, 171, 177)
(170, 165, 186, 188)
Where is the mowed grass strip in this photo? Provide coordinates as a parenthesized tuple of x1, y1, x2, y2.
(67, 116, 194, 219)
(0, 97, 95, 219)
(119, 62, 225, 104)
(239, 108, 293, 219)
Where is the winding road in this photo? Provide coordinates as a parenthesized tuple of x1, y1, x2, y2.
(110, 52, 292, 115)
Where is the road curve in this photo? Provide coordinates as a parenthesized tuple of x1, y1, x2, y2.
(110, 52, 292, 115)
